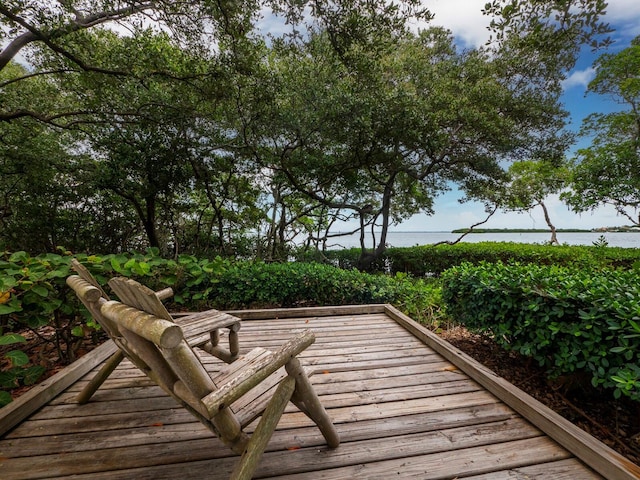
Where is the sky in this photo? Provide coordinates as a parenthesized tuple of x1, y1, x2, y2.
(391, 0, 640, 232)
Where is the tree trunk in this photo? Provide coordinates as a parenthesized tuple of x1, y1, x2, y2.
(539, 200, 558, 245)
(357, 176, 395, 271)
(143, 197, 160, 248)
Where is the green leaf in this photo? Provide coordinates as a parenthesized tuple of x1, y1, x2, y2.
(0, 333, 26, 346)
(0, 371, 18, 388)
(161, 275, 177, 286)
(5, 350, 29, 367)
(110, 258, 122, 272)
(31, 285, 49, 297)
(23, 366, 45, 385)
(0, 390, 12, 407)
(9, 251, 28, 263)
(71, 326, 84, 337)
(0, 303, 20, 314)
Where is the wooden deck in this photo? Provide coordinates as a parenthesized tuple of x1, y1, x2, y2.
(1, 305, 638, 479)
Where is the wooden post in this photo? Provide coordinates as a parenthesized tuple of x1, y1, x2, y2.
(76, 350, 125, 404)
(70, 259, 110, 300)
(230, 376, 296, 480)
(229, 329, 240, 358)
(101, 301, 182, 348)
(210, 328, 220, 347)
(286, 357, 340, 448)
(154, 287, 173, 300)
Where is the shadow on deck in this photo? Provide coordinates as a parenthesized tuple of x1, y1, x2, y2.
(1, 305, 638, 479)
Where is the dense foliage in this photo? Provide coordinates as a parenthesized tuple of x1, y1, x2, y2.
(0, 1, 614, 267)
(0, 249, 441, 405)
(564, 36, 640, 226)
(1, 1, 636, 411)
(318, 241, 640, 276)
(441, 262, 640, 401)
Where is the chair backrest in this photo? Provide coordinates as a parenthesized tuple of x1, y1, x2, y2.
(66, 275, 120, 340)
(70, 259, 110, 300)
(99, 298, 244, 448)
(108, 277, 173, 321)
(67, 275, 167, 376)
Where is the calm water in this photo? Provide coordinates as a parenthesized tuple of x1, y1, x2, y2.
(326, 231, 640, 249)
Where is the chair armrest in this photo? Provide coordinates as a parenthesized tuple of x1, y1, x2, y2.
(155, 287, 174, 300)
(201, 330, 315, 415)
(176, 310, 241, 344)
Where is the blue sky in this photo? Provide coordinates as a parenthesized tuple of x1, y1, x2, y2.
(393, 0, 640, 232)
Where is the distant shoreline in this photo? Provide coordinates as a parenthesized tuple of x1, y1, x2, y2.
(451, 228, 589, 233)
(450, 228, 639, 234)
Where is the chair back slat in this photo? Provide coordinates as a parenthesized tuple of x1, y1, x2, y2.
(108, 277, 173, 321)
(70, 259, 110, 300)
(66, 275, 119, 339)
(66, 275, 165, 388)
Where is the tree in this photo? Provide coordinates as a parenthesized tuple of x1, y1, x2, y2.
(0, 0, 617, 258)
(502, 160, 570, 244)
(0, 0, 430, 124)
(563, 36, 640, 227)
(247, 25, 580, 268)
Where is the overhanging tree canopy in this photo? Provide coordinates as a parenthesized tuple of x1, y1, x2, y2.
(0, 1, 616, 258)
(563, 36, 640, 227)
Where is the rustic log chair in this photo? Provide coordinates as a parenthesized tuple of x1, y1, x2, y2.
(70, 276, 340, 480)
(67, 260, 241, 404)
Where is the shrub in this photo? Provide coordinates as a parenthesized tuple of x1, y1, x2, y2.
(441, 262, 640, 401)
(1, 250, 441, 405)
(319, 242, 640, 276)
(205, 262, 443, 325)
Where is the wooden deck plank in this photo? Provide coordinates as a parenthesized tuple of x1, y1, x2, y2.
(463, 458, 604, 479)
(265, 437, 575, 480)
(0, 340, 117, 436)
(44, 437, 581, 480)
(0, 404, 517, 458)
(0, 304, 633, 479)
(0, 419, 547, 480)
(384, 305, 640, 480)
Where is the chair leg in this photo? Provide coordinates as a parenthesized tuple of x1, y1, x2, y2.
(286, 358, 340, 448)
(76, 350, 125, 404)
(230, 376, 296, 480)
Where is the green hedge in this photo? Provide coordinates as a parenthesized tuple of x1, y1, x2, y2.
(441, 262, 640, 401)
(0, 249, 441, 405)
(206, 262, 442, 323)
(319, 242, 640, 276)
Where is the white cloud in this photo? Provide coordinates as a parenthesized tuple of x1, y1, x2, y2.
(424, 0, 640, 47)
(399, 0, 640, 232)
(603, 0, 640, 36)
(562, 67, 597, 90)
(421, 0, 492, 47)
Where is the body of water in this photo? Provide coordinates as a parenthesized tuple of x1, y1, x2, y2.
(326, 231, 640, 249)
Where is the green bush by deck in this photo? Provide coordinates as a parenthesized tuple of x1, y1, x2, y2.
(441, 262, 640, 401)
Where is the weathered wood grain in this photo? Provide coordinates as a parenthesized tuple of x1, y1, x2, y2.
(0, 404, 516, 458)
(0, 304, 629, 480)
(0, 340, 117, 436)
(384, 304, 640, 480)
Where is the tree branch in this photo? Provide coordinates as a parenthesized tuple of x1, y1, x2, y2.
(433, 204, 498, 246)
(0, 68, 77, 88)
(0, 2, 156, 72)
